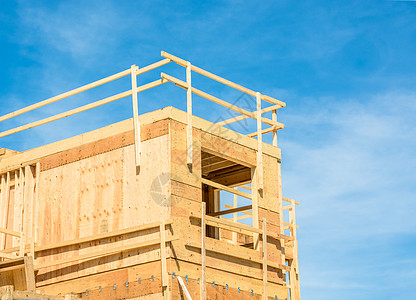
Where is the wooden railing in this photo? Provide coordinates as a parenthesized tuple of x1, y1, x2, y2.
(0, 51, 285, 184)
(0, 219, 175, 298)
(190, 202, 294, 300)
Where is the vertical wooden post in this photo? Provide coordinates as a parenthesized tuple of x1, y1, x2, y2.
(131, 65, 141, 168)
(201, 202, 206, 300)
(256, 92, 263, 190)
(24, 255, 36, 292)
(160, 219, 169, 299)
(0, 172, 10, 253)
(14, 170, 19, 248)
(289, 203, 300, 300)
(232, 190, 238, 245)
(19, 168, 25, 257)
(23, 166, 35, 259)
(251, 168, 260, 250)
(32, 162, 40, 259)
(213, 190, 220, 240)
(262, 218, 268, 300)
(272, 109, 277, 147)
(186, 61, 193, 166)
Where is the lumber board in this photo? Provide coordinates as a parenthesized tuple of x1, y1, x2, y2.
(200, 202, 206, 300)
(161, 73, 284, 129)
(0, 228, 21, 238)
(0, 68, 131, 123)
(217, 104, 283, 126)
(191, 214, 294, 241)
(283, 197, 300, 205)
(247, 125, 282, 138)
(131, 65, 141, 167)
(35, 220, 173, 252)
(0, 79, 167, 139)
(35, 236, 178, 270)
(262, 218, 268, 300)
(201, 178, 252, 200)
(208, 205, 252, 217)
(161, 51, 286, 107)
(186, 61, 193, 165)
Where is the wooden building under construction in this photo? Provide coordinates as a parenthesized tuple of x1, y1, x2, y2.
(0, 52, 300, 299)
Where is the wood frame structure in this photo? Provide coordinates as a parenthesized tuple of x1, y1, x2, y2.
(0, 52, 300, 299)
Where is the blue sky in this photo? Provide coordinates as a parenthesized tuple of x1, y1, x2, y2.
(1, 1, 416, 299)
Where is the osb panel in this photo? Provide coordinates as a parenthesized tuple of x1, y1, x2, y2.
(200, 131, 257, 167)
(170, 121, 202, 188)
(39, 119, 169, 172)
(260, 154, 281, 212)
(36, 134, 170, 286)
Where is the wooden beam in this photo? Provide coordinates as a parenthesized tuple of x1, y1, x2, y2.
(201, 202, 206, 300)
(160, 220, 169, 299)
(0, 251, 17, 259)
(32, 162, 40, 258)
(192, 214, 294, 241)
(35, 220, 173, 252)
(201, 178, 252, 200)
(24, 255, 36, 292)
(283, 197, 300, 205)
(161, 51, 286, 107)
(0, 228, 21, 238)
(0, 79, 167, 139)
(202, 160, 238, 175)
(18, 167, 25, 257)
(35, 236, 178, 270)
(247, 125, 282, 138)
(177, 276, 192, 300)
(272, 109, 277, 146)
(0, 68, 131, 123)
(284, 221, 299, 230)
(186, 61, 193, 165)
(256, 92, 264, 191)
(224, 204, 252, 216)
(161, 73, 284, 129)
(0, 172, 10, 251)
(137, 58, 171, 75)
(131, 65, 141, 167)
(208, 205, 252, 217)
(216, 104, 282, 126)
(262, 218, 268, 300)
(23, 166, 35, 259)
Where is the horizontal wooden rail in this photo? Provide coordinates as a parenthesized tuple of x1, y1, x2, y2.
(217, 104, 282, 126)
(0, 79, 167, 139)
(161, 73, 284, 129)
(36, 219, 173, 252)
(0, 58, 171, 124)
(283, 197, 299, 205)
(247, 125, 281, 138)
(0, 68, 131, 123)
(3, 220, 173, 255)
(137, 58, 171, 75)
(35, 236, 178, 270)
(283, 222, 299, 229)
(186, 240, 290, 274)
(0, 251, 17, 259)
(0, 227, 21, 238)
(224, 204, 252, 216)
(191, 214, 294, 241)
(201, 178, 252, 200)
(208, 205, 252, 217)
(161, 51, 286, 107)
